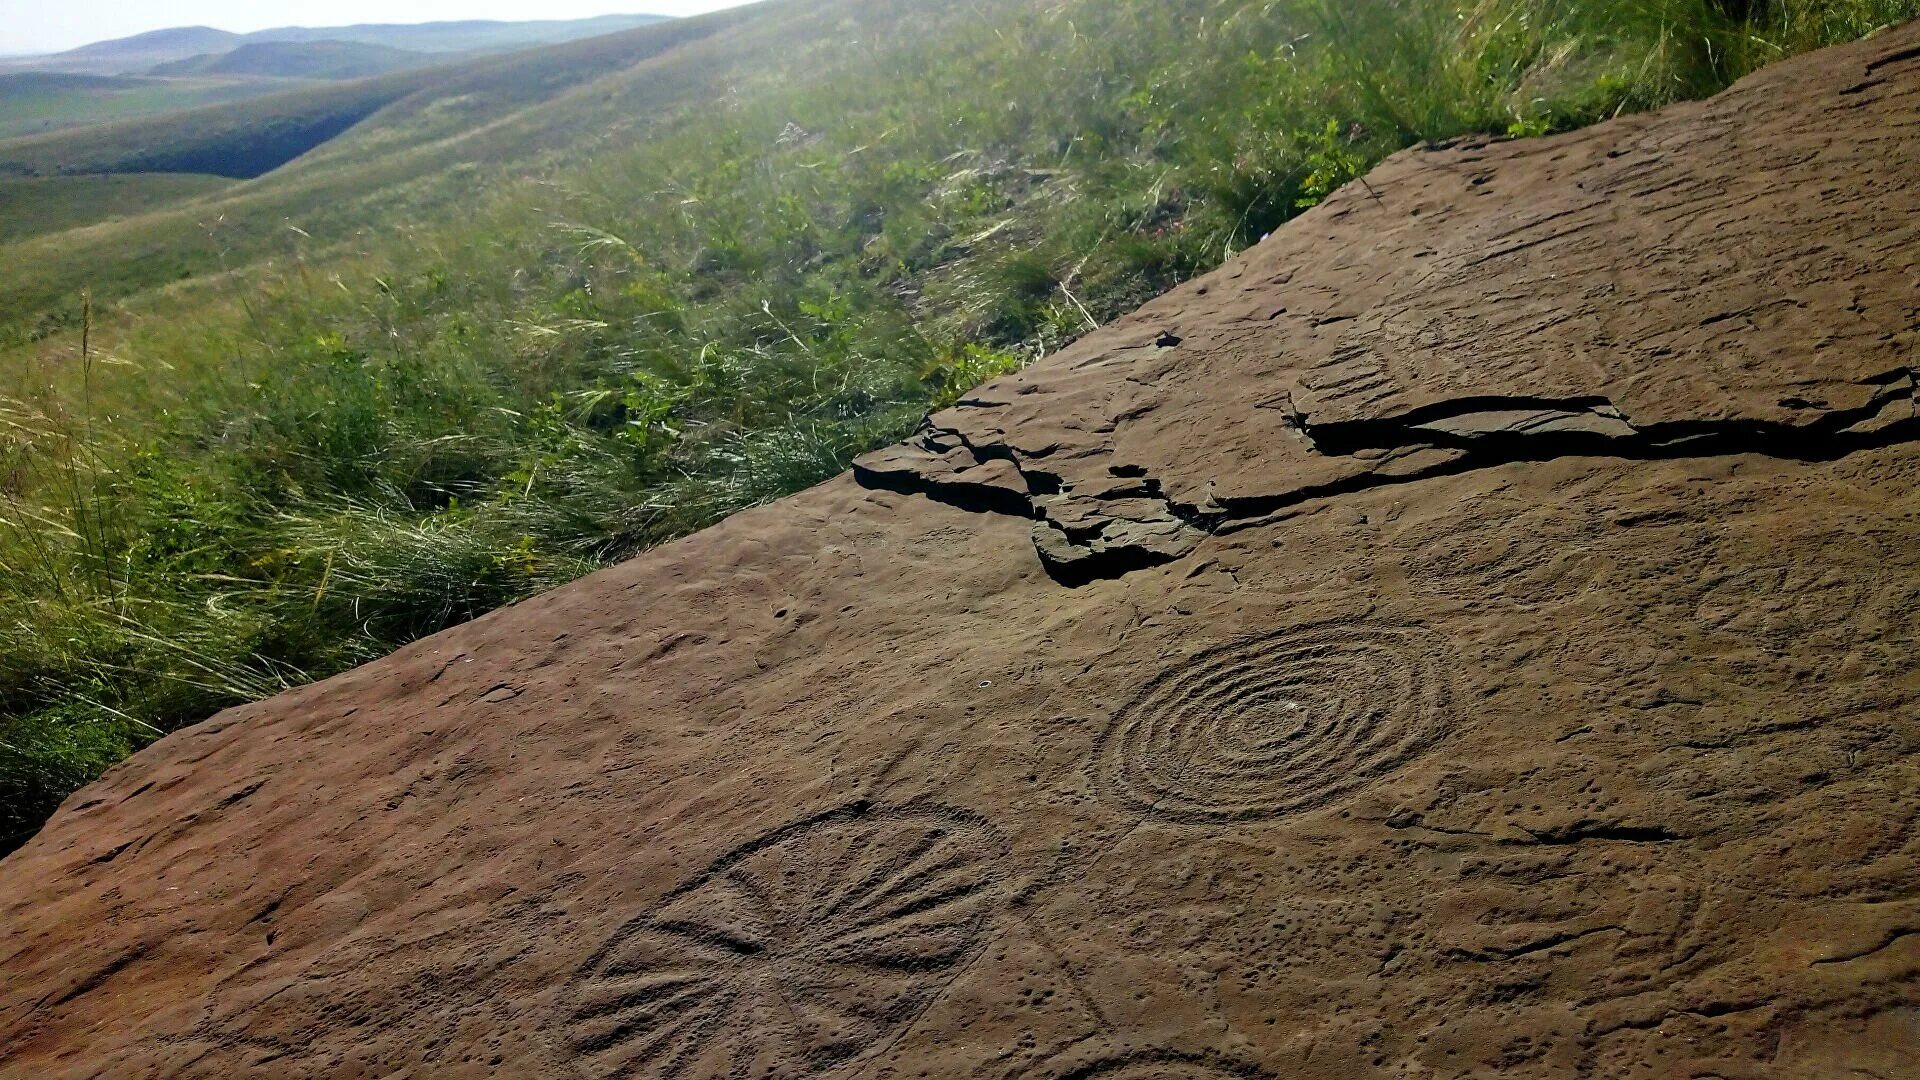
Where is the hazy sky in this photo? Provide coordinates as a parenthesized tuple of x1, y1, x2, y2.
(0, 0, 757, 55)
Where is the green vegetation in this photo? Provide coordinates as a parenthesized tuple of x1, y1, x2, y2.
(0, 173, 232, 242)
(148, 40, 442, 81)
(1, 0, 1913, 852)
(0, 14, 739, 182)
(0, 73, 427, 177)
(238, 14, 671, 54)
(0, 72, 298, 140)
(15, 15, 670, 76)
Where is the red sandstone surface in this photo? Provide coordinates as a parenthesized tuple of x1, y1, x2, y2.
(3, 24, 1919, 1079)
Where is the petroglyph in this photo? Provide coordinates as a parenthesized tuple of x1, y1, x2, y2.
(564, 804, 1009, 1079)
(1094, 622, 1454, 823)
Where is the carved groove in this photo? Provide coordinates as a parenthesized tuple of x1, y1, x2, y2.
(563, 803, 1009, 1079)
(1094, 622, 1454, 823)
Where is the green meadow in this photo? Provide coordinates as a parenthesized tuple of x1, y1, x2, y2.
(0, 72, 300, 140)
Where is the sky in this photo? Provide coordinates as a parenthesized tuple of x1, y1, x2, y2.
(0, 0, 757, 55)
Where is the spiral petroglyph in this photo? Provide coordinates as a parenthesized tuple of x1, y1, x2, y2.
(1094, 622, 1454, 823)
(563, 804, 1008, 1080)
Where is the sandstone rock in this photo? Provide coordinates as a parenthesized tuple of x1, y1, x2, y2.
(4, 25, 1920, 1079)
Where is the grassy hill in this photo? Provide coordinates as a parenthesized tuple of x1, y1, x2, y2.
(0, 16, 676, 149)
(149, 40, 440, 80)
(241, 14, 671, 53)
(0, 71, 293, 139)
(0, 172, 230, 242)
(10, 15, 671, 76)
(0, 0, 1913, 853)
(0, 15, 740, 182)
(0, 75, 414, 178)
(33, 26, 243, 73)
(0, 12, 747, 319)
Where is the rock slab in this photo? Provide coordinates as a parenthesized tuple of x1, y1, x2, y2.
(4, 25, 1920, 1080)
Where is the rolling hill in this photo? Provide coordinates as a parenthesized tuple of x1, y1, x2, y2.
(0, 70, 289, 139)
(0, 14, 738, 181)
(6, 14, 672, 75)
(0, 7, 758, 318)
(0, 73, 439, 178)
(148, 39, 442, 81)
(241, 13, 673, 53)
(0, 15, 681, 142)
(28, 26, 243, 74)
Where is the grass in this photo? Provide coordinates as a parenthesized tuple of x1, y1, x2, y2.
(147, 40, 442, 81)
(236, 14, 672, 56)
(0, 173, 232, 243)
(0, 72, 301, 140)
(0, 72, 434, 177)
(0, 0, 1913, 853)
(0, 13, 739, 180)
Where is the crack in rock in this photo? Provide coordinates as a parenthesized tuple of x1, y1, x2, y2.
(854, 420, 1206, 584)
(854, 367, 1919, 587)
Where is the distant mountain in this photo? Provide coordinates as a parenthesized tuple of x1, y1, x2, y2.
(149, 40, 442, 81)
(245, 15, 672, 54)
(16, 15, 670, 76)
(0, 14, 729, 180)
(61, 26, 244, 59)
(33, 27, 243, 73)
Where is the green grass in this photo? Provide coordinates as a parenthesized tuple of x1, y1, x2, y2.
(0, 13, 740, 180)
(0, 73, 430, 177)
(0, 72, 304, 140)
(0, 10, 755, 330)
(1, 0, 1913, 852)
(0, 173, 233, 242)
(233, 14, 672, 56)
(147, 40, 443, 81)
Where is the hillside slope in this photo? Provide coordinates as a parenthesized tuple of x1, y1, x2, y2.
(0, 14, 734, 179)
(0, 2, 774, 316)
(33, 26, 242, 73)
(242, 14, 671, 52)
(0, 71, 289, 139)
(1, 25, 1916, 1077)
(0, 173, 230, 242)
(148, 40, 440, 80)
(7, 14, 671, 75)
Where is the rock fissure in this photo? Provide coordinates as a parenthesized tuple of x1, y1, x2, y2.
(1810, 927, 1920, 966)
(1512, 821, 1688, 846)
(856, 369, 1920, 586)
(1448, 924, 1627, 963)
